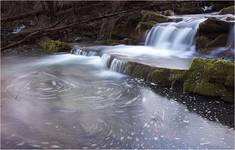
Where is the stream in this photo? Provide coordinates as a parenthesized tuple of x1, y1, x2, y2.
(1, 54, 234, 149)
(1, 13, 234, 149)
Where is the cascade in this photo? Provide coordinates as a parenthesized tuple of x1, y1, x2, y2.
(71, 48, 97, 56)
(109, 58, 127, 73)
(101, 54, 112, 68)
(145, 17, 206, 55)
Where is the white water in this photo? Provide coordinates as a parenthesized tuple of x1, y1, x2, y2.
(2, 54, 234, 149)
(110, 58, 127, 73)
(72, 13, 234, 72)
(144, 17, 206, 56)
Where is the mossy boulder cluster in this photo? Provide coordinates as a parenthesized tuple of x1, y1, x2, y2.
(39, 38, 70, 53)
(105, 55, 234, 103)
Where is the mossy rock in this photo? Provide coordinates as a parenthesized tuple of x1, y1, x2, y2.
(150, 68, 171, 86)
(219, 5, 235, 15)
(206, 59, 234, 87)
(184, 58, 234, 99)
(131, 64, 151, 80)
(183, 80, 227, 97)
(169, 70, 187, 82)
(40, 39, 70, 53)
(122, 62, 135, 75)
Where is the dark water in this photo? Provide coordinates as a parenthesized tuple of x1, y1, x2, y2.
(1, 54, 234, 149)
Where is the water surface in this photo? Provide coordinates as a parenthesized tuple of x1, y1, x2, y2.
(1, 54, 234, 149)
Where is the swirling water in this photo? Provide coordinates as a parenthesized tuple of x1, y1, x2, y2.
(1, 54, 234, 149)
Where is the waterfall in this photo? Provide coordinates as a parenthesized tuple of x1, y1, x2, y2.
(109, 58, 127, 73)
(101, 54, 112, 68)
(145, 18, 206, 55)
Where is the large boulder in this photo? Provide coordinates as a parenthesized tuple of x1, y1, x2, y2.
(195, 17, 234, 58)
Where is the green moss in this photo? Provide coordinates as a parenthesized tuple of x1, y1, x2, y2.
(219, 5, 235, 15)
(132, 65, 151, 79)
(184, 80, 227, 97)
(150, 68, 171, 86)
(207, 59, 234, 86)
(169, 70, 186, 82)
(41, 39, 69, 53)
(184, 58, 234, 98)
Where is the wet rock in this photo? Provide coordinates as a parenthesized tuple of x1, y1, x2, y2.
(131, 64, 151, 80)
(219, 5, 235, 15)
(198, 17, 230, 34)
(206, 34, 228, 48)
(150, 69, 171, 86)
(196, 36, 211, 50)
(197, 34, 228, 54)
(196, 17, 233, 57)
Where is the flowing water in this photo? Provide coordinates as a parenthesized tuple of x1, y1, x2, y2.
(1, 54, 234, 149)
(1, 13, 235, 149)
